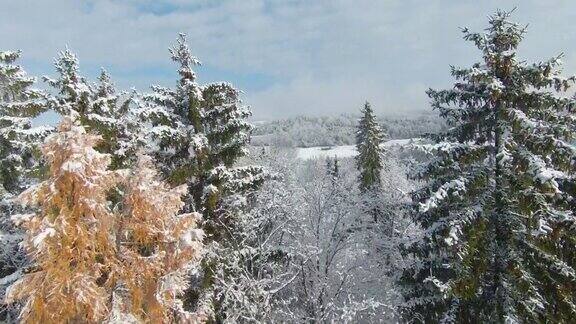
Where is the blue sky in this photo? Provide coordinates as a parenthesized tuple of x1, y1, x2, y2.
(2, 0, 576, 120)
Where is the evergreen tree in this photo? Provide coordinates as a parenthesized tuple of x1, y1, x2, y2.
(0, 51, 48, 194)
(6, 116, 204, 323)
(355, 101, 385, 191)
(139, 34, 266, 320)
(89, 69, 139, 169)
(43, 49, 91, 116)
(44, 50, 139, 168)
(0, 50, 49, 318)
(356, 101, 386, 223)
(401, 10, 576, 322)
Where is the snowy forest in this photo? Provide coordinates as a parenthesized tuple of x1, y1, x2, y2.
(1, 8, 575, 324)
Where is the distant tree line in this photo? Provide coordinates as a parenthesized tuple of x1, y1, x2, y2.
(251, 113, 446, 147)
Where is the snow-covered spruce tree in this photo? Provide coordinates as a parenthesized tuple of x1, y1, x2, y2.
(356, 101, 386, 224)
(401, 10, 576, 322)
(0, 50, 49, 318)
(89, 69, 139, 169)
(44, 50, 139, 169)
(356, 101, 385, 191)
(139, 34, 265, 320)
(208, 189, 288, 323)
(5, 116, 205, 323)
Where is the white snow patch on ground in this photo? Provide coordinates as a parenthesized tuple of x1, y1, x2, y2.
(296, 138, 417, 160)
(297, 145, 358, 160)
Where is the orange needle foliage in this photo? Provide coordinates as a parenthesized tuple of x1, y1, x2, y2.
(112, 155, 205, 323)
(6, 116, 205, 323)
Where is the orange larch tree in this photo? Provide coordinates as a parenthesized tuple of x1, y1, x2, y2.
(111, 154, 205, 323)
(6, 115, 205, 323)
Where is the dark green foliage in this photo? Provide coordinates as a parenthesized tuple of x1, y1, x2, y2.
(0, 50, 49, 320)
(0, 51, 49, 194)
(356, 101, 385, 191)
(44, 50, 138, 169)
(401, 10, 576, 323)
(139, 34, 266, 320)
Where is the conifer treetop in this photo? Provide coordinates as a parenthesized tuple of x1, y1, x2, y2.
(170, 33, 201, 83)
(96, 68, 115, 98)
(0, 49, 50, 195)
(0, 50, 46, 118)
(42, 49, 140, 168)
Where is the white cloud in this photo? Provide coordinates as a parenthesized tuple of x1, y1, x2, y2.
(247, 75, 429, 119)
(1, 0, 575, 118)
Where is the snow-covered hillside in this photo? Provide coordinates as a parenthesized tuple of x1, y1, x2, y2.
(296, 138, 419, 160)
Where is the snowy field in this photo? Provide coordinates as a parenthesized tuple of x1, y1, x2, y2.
(296, 138, 418, 160)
